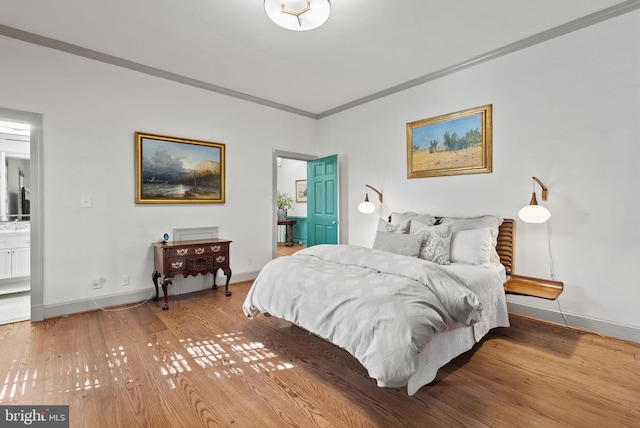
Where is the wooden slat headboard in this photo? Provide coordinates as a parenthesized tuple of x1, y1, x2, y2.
(497, 218, 515, 277)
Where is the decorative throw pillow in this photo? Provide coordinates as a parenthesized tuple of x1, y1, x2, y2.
(409, 221, 453, 265)
(450, 227, 494, 265)
(372, 231, 423, 257)
(377, 217, 410, 234)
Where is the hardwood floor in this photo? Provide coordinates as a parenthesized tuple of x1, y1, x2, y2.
(1, 281, 638, 428)
(277, 243, 306, 257)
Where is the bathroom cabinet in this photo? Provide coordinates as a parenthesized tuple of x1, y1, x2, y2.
(0, 233, 30, 279)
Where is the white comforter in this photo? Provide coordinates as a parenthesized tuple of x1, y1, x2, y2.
(242, 245, 485, 387)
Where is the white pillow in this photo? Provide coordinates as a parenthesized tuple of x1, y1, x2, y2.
(440, 215, 503, 263)
(409, 221, 453, 265)
(372, 231, 422, 257)
(450, 227, 495, 265)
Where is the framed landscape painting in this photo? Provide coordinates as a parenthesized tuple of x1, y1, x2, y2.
(406, 104, 492, 178)
(135, 132, 225, 204)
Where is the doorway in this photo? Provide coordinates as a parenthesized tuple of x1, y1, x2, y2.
(273, 150, 316, 259)
(0, 107, 43, 324)
(272, 151, 340, 258)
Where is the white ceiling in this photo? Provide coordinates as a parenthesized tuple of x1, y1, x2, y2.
(1, 0, 638, 118)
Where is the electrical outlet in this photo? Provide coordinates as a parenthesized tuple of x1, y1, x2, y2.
(121, 275, 129, 286)
(247, 257, 253, 266)
(91, 277, 102, 289)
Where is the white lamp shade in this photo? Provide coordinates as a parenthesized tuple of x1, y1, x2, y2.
(518, 204, 551, 223)
(264, 0, 331, 31)
(358, 201, 375, 214)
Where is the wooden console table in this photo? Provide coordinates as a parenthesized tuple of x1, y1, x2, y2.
(277, 220, 296, 247)
(151, 238, 232, 310)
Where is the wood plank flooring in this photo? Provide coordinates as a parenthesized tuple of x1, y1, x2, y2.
(0, 280, 638, 428)
(277, 243, 306, 257)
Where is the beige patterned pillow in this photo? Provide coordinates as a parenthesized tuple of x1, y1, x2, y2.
(409, 221, 453, 265)
(373, 231, 423, 257)
(378, 217, 410, 234)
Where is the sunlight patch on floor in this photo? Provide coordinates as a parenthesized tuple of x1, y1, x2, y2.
(0, 329, 297, 401)
(153, 331, 295, 387)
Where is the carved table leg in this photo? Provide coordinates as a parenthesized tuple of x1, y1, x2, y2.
(160, 278, 172, 310)
(152, 271, 161, 301)
(152, 271, 172, 310)
(212, 267, 233, 296)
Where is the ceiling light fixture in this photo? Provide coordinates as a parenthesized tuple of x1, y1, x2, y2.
(264, 0, 331, 31)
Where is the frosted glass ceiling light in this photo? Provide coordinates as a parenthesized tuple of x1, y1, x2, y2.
(518, 177, 551, 223)
(264, 0, 331, 31)
(358, 185, 383, 214)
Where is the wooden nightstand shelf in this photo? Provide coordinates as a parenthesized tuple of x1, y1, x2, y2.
(504, 274, 564, 300)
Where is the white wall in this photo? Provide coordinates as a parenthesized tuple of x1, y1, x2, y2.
(0, 36, 317, 314)
(317, 11, 640, 341)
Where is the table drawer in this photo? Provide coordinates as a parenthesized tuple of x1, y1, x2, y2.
(212, 252, 229, 267)
(187, 256, 214, 272)
(167, 257, 188, 273)
(210, 244, 227, 254)
(168, 245, 211, 258)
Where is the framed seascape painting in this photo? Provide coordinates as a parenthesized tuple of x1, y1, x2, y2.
(135, 132, 225, 204)
(295, 179, 307, 203)
(406, 104, 492, 178)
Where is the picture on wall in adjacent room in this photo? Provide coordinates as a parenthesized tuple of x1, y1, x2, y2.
(135, 132, 225, 204)
(296, 179, 307, 203)
(406, 104, 492, 178)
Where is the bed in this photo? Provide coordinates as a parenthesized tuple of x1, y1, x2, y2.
(243, 213, 515, 395)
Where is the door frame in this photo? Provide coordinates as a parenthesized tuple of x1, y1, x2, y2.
(0, 107, 44, 322)
(272, 150, 316, 259)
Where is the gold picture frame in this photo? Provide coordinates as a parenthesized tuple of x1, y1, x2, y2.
(407, 104, 492, 178)
(135, 132, 225, 204)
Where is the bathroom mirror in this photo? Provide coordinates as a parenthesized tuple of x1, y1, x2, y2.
(0, 120, 30, 222)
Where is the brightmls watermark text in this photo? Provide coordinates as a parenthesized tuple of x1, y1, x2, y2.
(1, 406, 69, 427)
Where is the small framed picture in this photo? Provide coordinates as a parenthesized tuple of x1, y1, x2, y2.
(295, 179, 307, 203)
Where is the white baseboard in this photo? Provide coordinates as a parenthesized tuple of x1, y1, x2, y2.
(507, 301, 640, 344)
(42, 271, 259, 320)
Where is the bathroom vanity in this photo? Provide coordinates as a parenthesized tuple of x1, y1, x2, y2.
(0, 229, 30, 295)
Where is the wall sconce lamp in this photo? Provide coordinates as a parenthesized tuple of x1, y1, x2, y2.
(358, 185, 383, 214)
(518, 176, 551, 223)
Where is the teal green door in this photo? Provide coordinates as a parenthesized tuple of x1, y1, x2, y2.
(306, 155, 338, 246)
